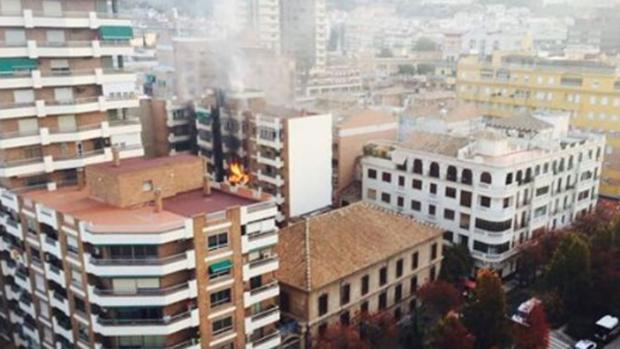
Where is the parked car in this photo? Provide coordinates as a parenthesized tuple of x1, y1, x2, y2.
(511, 297, 542, 326)
(574, 339, 597, 349)
(593, 315, 620, 343)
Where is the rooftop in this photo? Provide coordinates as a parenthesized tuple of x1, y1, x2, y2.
(401, 131, 471, 157)
(163, 188, 258, 217)
(276, 202, 442, 291)
(486, 114, 553, 133)
(88, 155, 199, 175)
(261, 105, 319, 119)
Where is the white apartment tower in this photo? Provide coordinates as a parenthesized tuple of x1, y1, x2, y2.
(280, 0, 327, 72)
(362, 113, 604, 277)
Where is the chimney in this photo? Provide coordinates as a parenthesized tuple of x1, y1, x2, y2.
(77, 168, 86, 190)
(112, 146, 121, 167)
(154, 188, 163, 213)
(203, 175, 211, 196)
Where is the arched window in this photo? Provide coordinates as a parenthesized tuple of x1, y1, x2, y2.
(461, 169, 473, 185)
(480, 172, 492, 185)
(447, 166, 458, 182)
(413, 159, 423, 174)
(429, 162, 440, 178)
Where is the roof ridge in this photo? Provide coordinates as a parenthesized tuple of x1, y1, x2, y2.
(303, 218, 312, 291)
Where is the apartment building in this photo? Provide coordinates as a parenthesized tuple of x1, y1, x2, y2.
(456, 52, 620, 198)
(139, 98, 197, 158)
(332, 109, 398, 205)
(248, 106, 332, 222)
(280, 0, 327, 72)
(0, 154, 282, 349)
(0, 0, 144, 338)
(242, 0, 281, 54)
(276, 202, 443, 348)
(362, 112, 604, 277)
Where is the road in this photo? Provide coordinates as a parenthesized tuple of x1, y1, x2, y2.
(549, 330, 573, 349)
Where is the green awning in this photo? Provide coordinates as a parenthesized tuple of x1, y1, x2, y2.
(99, 26, 134, 40)
(209, 259, 232, 273)
(0, 58, 38, 74)
(195, 108, 211, 120)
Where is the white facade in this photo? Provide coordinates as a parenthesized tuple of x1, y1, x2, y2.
(361, 115, 604, 276)
(287, 113, 333, 217)
(280, 0, 327, 71)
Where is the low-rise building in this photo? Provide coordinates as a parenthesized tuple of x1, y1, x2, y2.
(362, 112, 604, 276)
(276, 202, 443, 348)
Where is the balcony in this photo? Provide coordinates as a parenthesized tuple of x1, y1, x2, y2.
(243, 256, 279, 282)
(4, 216, 24, 240)
(246, 330, 281, 349)
(241, 230, 278, 254)
(257, 171, 284, 187)
(244, 306, 280, 335)
(0, 155, 44, 178)
(52, 148, 110, 171)
(44, 262, 66, 286)
(49, 291, 70, 314)
(0, 40, 133, 59)
(52, 317, 74, 342)
(5, 284, 20, 302)
(14, 270, 31, 292)
(256, 136, 282, 150)
(9, 309, 24, 325)
(257, 154, 284, 168)
(244, 281, 279, 307)
(167, 117, 191, 128)
(42, 236, 62, 258)
(168, 133, 192, 143)
(18, 296, 36, 318)
(0, 189, 19, 212)
(1, 260, 16, 277)
(92, 308, 200, 336)
(84, 250, 196, 277)
(0, 129, 41, 149)
(108, 118, 142, 136)
(0, 9, 130, 29)
(22, 321, 39, 343)
(87, 280, 198, 307)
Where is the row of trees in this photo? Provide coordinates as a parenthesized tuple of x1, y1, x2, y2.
(314, 263, 549, 349)
(516, 209, 620, 335)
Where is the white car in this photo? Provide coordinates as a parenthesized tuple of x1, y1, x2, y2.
(574, 339, 597, 349)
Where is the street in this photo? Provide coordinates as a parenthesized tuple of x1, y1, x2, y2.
(549, 329, 620, 349)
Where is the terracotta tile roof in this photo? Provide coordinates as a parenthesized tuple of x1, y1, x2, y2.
(276, 202, 443, 291)
(336, 108, 397, 129)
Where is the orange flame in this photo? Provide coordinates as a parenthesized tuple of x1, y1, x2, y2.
(228, 162, 250, 186)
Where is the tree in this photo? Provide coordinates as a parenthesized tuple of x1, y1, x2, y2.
(397, 64, 416, 75)
(314, 322, 368, 349)
(440, 244, 474, 284)
(417, 280, 462, 319)
(462, 269, 511, 349)
(513, 304, 550, 349)
(516, 242, 545, 286)
(589, 227, 620, 315)
(545, 233, 591, 313)
(360, 312, 398, 349)
(427, 313, 475, 349)
(416, 63, 435, 75)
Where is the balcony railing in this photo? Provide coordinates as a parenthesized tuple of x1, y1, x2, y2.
(89, 252, 187, 266)
(251, 305, 279, 321)
(252, 330, 280, 347)
(97, 308, 194, 326)
(249, 281, 278, 296)
(93, 280, 193, 296)
(248, 256, 278, 269)
(248, 230, 277, 241)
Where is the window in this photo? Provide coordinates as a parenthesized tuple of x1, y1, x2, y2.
(367, 189, 377, 200)
(460, 213, 470, 229)
(445, 187, 456, 198)
(378, 292, 387, 310)
(394, 284, 402, 302)
(444, 209, 455, 220)
(361, 275, 369, 295)
(382, 172, 391, 183)
(207, 232, 228, 251)
(480, 172, 492, 184)
(480, 196, 491, 208)
(340, 284, 350, 305)
(461, 169, 473, 185)
(430, 266, 437, 281)
(536, 186, 549, 196)
(142, 180, 153, 192)
(429, 162, 440, 178)
(444, 231, 454, 242)
(397, 196, 404, 208)
(396, 259, 403, 278)
(210, 289, 231, 308)
(410, 276, 418, 294)
(360, 301, 369, 314)
(413, 159, 423, 174)
(367, 169, 377, 179)
(428, 204, 436, 216)
(379, 266, 388, 286)
(398, 176, 405, 187)
(411, 252, 419, 270)
(411, 200, 421, 211)
(412, 179, 422, 190)
(381, 192, 391, 204)
(212, 316, 233, 336)
(340, 311, 350, 325)
(208, 260, 232, 280)
(474, 218, 512, 232)
(503, 198, 510, 208)
(318, 294, 328, 316)
(430, 243, 438, 261)
(460, 190, 472, 207)
(447, 166, 457, 181)
(429, 183, 437, 195)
